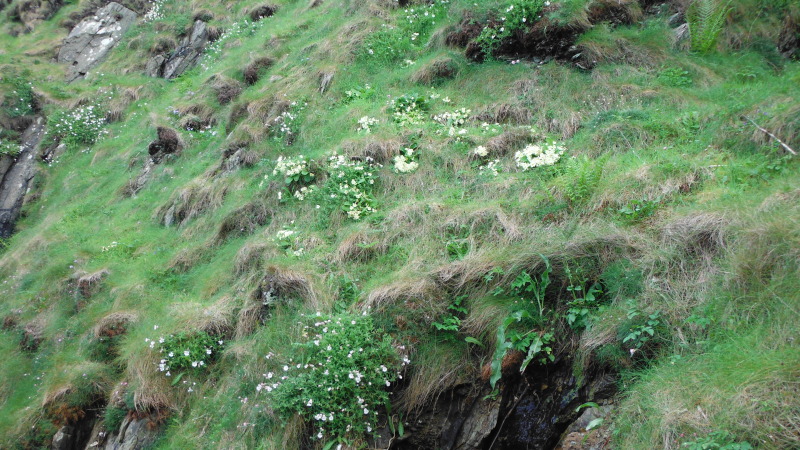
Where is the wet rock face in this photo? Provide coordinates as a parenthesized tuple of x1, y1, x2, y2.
(146, 20, 208, 79)
(0, 116, 45, 238)
(57, 2, 137, 82)
(396, 355, 615, 450)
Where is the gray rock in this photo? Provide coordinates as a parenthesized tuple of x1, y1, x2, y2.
(668, 12, 685, 28)
(148, 20, 209, 79)
(57, 2, 137, 82)
(0, 116, 45, 238)
(52, 425, 75, 450)
(101, 416, 159, 450)
(453, 396, 501, 450)
(674, 23, 690, 44)
(319, 70, 334, 93)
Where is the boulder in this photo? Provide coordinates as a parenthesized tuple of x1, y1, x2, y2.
(57, 2, 137, 82)
(0, 116, 45, 238)
(147, 20, 209, 79)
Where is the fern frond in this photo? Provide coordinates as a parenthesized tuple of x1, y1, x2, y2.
(686, 0, 732, 54)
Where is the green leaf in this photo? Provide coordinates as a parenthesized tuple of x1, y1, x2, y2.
(576, 401, 599, 412)
(170, 372, 185, 386)
(586, 417, 604, 431)
(465, 337, 484, 347)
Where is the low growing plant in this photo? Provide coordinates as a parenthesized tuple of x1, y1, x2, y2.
(312, 153, 380, 221)
(432, 295, 468, 341)
(260, 312, 408, 443)
(47, 102, 108, 148)
(475, 0, 545, 59)
(147, 330, 224, 381)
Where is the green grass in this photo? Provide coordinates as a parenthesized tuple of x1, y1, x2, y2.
(0, 0, 797, 447)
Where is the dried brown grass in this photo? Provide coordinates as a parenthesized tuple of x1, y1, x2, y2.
(155, 180, 229, 227)
(94, 311, 138, 338)
(336, 230, 388, 263)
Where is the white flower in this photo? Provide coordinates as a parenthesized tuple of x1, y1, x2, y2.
(474, 146, 488, 157)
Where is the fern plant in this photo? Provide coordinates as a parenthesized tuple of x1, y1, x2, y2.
(686, 0, 732, 54)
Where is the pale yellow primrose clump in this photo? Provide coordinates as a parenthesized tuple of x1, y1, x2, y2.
(393, 148, 419, 173)
(514, 141, 565, 170)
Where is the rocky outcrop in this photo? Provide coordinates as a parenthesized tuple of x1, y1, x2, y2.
(145, 20, 208, 79)
(57, 2, 137, 82)
(0, 116, 45, 238)
(8, 0, 63, 33)
(99, 415, 160, 450)
(395, 352, 616, 449)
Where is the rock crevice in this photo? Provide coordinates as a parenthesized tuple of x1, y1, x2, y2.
(0, 116, 45, 238)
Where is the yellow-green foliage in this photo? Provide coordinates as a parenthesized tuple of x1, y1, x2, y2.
(0, 0, 797, 448)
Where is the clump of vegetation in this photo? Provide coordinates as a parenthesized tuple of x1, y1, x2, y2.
(262, 312, 407, 444)
(46, 102, 108, 148)
(148, 330, 225, 380)
(687, 0, 732, 54)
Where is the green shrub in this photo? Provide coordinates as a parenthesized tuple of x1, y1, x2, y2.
(148, 331, 225, 379)
(47, 103, 108, 148)
(263, 312, 406, 443)
(3, 76, 35, 118)
(618, 197, 661, 224)
(0, 139, 21, 156)
(658, 66, 693, 87)
(312, 153, 380, 221)
(475, 0, 545, 58)
(432, 295, 468, 340)
(390, 93, 430, 126)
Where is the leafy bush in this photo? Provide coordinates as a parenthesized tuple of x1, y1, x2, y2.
(475, 0, 545, 58)
(565, 282, 604, 331)
(686, 0, 732, 54)
(268, 101, 305, 145)
(47, 103, 108, 148)
(432, 295, 468, 340)
(0, 139, 21, 156)
(658, 66, 693, 87)
(621, 300, 662, 351)
(148, 331, 225, 379)
(312, 153, 380, 221)
(487, 256, 556, 388)
(343, 84, 375, 104)
(618, 197, 661, 224)
(3, 76, 35, 118)
(262, 312, 407, 443)
(272, 155, 315, 188)
(391, 93, 429, 126)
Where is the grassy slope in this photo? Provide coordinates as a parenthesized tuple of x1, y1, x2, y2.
(0, 0, 798, 448)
